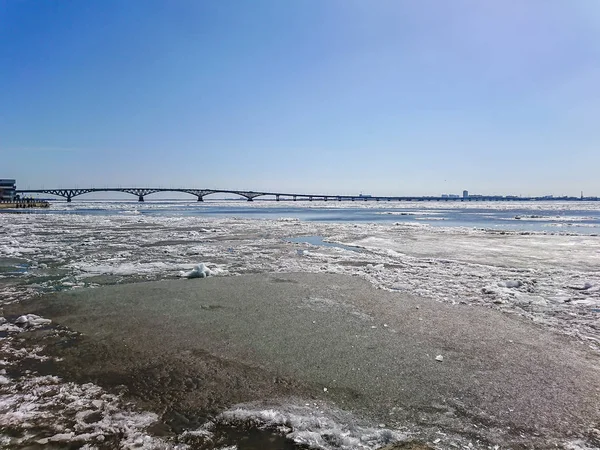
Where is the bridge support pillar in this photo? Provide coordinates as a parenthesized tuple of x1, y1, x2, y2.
(247, 197, 254, 202)
(276, 195, 280, 201)
(67, 196, 72, 203)
(293, 196, 297, 201)
(309, 197, 313, 202)
(138, 195, 145, 202)
(197, 196, 204, 202)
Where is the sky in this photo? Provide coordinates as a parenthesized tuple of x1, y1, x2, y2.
(1, 0, 599, 197)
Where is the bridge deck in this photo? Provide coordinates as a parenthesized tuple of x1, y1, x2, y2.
(16, 188, 597, 202)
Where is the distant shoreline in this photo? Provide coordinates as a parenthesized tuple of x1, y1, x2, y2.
(0, 200, 49, 209)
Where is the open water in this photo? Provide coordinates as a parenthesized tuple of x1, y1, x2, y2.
(7, 199, 600, 234)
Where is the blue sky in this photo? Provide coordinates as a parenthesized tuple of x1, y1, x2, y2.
(1, 0, 599, 196)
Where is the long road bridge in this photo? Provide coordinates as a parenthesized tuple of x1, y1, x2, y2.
(16, 188, 597, 203)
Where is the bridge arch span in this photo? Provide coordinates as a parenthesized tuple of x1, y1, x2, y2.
(16, 188, 275, 202)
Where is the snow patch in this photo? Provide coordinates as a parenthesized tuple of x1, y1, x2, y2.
(181, 263, 212, 279)
(0, 374, 171, 449)
(216, 404, 406, 450)
(14, 314, 52, 328)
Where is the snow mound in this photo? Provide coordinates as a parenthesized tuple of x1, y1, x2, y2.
(14, 314, 52, 328)
(181, 263, 212, 279)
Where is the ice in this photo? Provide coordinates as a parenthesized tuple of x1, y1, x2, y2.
(14, 314, 52, 328)
(216, 403, 407, 450)
(1, 201, 599, 448)
(181, 263, 212, 279)
(568, 282, 594, 291)
(0, 374, 170, 449)
(498, 280, 522, 288)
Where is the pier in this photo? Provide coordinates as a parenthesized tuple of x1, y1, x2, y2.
(0, 198, 50, 209)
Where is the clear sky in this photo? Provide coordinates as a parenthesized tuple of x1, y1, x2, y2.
(1, 0, 599, 196)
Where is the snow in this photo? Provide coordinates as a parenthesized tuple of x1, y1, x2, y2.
(216, 403, 406, 450)
(0, 201, 599, 449)
(14, 314, 52, 328)
(180, 263, 212, 279)
(0, 374, 167, 449)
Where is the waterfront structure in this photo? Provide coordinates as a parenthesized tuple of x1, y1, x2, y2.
(0, 198, 49, 209)
(0, 179, 16, 201)
(15, 187, 600, 202)
(463, 190, 469, 198)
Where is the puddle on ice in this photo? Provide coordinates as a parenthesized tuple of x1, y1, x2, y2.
(0, 259, 30, 276)
(287, 236, 362, 253)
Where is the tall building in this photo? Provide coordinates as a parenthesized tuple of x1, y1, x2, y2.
(0, 179, 16, 201)
(462, 190, 469, 198)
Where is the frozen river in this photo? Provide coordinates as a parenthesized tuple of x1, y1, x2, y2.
(1, 200, 599, 449)
(16, 198, 600, 234)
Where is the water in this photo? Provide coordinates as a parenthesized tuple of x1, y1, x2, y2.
(287, 236, 362, 253)
(7, 199, 600, 234)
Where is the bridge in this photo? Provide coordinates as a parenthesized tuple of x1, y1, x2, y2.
(15, 188, 598, 203)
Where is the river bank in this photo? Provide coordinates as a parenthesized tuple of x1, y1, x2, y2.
(3, 273, 600, 449)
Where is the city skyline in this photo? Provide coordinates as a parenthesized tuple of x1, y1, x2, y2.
(2, 1, 599, 196)
(10, 181, 597, 202)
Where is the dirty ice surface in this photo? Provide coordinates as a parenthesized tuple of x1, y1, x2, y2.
(1, 201, 599, 449)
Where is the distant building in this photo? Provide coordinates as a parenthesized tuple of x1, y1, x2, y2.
(449, 194, 460, 198)
(463, 190, 469, 198)
(0, 179, 16, 201)
(441, 194, 449, 198)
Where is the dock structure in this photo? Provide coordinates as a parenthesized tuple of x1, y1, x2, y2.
(0, 198, 50, 209)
